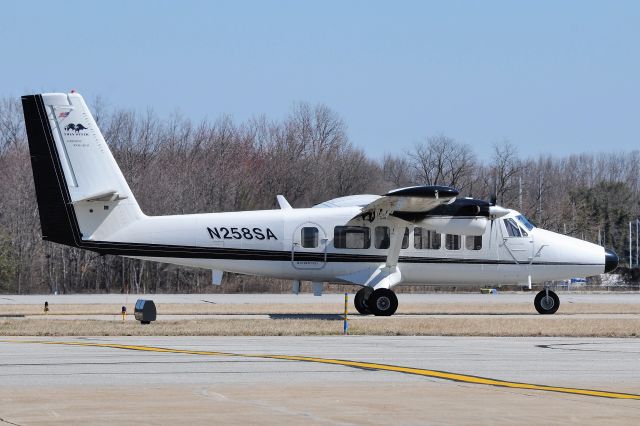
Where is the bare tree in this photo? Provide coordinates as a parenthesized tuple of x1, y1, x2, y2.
(382, 154, 413, 189)
(408, 135, 476, 192)
(491, 141, 521, 205)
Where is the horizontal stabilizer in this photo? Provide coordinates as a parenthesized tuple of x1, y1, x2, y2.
(73, 190, 128, 203)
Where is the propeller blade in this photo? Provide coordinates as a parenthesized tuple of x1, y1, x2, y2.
(489, 206, 510, 219)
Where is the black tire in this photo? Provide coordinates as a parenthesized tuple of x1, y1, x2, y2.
(534, 290, 560, 314)
(368, 289, 398, 316)
(354, 288, 370, 315)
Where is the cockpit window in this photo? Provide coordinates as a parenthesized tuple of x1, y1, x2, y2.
(516, 215, 535, 231)
(503, 218, 522, 237)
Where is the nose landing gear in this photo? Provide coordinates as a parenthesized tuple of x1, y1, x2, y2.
(354, 287, 399, 316)
(534, 289, 560, 314)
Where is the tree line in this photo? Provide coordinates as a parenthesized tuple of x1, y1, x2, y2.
(0, 96, 638, 293)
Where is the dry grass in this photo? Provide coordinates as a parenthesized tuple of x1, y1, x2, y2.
(3, 300, 640, 337)
(3, 302, 640, 316)
(2, 316, 640, 337)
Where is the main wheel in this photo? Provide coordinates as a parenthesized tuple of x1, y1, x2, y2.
(534, 290, 560, 314)
(368, 289, 398, 316)
(354, 288, 371, 315)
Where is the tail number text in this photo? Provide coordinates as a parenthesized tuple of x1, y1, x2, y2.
(207, 227, 278, 240)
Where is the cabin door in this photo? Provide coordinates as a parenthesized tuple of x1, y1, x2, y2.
(291, 223, 327, 269)
(500, 217, 534, 263)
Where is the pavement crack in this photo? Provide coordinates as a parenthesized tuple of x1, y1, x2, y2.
(536, 342, 640, 354)
(0, 416, 22, 426)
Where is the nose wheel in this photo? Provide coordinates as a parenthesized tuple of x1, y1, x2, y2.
(534, 289, 560, 314)
(354, 288, 399, 316)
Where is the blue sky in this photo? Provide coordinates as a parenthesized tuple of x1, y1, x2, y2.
(2, 0, 638, 160)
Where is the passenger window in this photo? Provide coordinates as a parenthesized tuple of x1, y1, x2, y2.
(445, 234, 461, 250)
(430, 230, 442, 249)
(414, 228, 423, 249)
(465, 235, 482, 250)
(503, 218, 522, 237)
(334, 226, 370, 249)
(402, 228, 409, 249)
(301, 227, 319, 248)
(375, 226, 391, 249)
(414, 228, 441, 249)
(374, 226, 409, 249)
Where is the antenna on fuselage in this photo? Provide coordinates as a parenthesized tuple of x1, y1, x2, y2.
(277, 195, 292, 210)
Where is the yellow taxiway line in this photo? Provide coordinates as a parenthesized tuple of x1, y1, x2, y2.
(3, 339, 640, 400)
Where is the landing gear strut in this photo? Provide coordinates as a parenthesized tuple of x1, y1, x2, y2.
(534, 289, 560, 314)
(355, 288, 398, 316)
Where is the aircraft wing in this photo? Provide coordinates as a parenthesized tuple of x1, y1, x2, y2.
(340, 185, 459, 274)
(347, 185, 459, 225)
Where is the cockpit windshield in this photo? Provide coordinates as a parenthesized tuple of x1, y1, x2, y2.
(516, 215, 535, 231)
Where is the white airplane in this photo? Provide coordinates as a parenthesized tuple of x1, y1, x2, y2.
(22, 92, 619, 316)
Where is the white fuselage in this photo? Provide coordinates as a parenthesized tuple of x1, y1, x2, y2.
(107, 206, 606, 287)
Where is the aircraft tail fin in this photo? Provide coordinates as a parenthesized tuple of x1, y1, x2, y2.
(21, 92, 144, 247)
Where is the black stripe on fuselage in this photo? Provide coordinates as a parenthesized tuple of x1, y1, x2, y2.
(75, 240, 603, 267)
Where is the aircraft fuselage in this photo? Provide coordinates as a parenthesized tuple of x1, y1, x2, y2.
(102, 206, 608, 287)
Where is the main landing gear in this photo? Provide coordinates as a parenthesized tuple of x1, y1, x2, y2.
(534, 289, 560, 314)
(355, 287, 560, 316)
(354, 287, 398, 316)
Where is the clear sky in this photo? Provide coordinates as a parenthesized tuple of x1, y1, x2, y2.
(2, 0, 638, 160)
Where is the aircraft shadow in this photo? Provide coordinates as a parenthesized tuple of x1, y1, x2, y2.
(269, 314, 345, 320)
(268, 312, 540, 319)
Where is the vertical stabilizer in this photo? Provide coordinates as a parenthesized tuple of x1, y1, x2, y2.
(22, 93, 144, 246)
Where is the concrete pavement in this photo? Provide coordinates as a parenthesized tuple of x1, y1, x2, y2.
(1, 336, 639, 424)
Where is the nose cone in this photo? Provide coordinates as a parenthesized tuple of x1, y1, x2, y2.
(604, 249, 619, 273)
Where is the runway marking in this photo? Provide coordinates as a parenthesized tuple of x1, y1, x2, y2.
(3, 339, 640, 400)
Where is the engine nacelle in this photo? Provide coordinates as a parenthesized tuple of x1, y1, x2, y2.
(418, 216, 488, 236)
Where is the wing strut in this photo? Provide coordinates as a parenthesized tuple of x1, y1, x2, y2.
(385, 220, 409, 269)
(337, 219, 409, 290)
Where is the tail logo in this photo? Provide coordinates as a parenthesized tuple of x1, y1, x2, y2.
(63, 123, 89, 136)
(64, 123, 88, 133)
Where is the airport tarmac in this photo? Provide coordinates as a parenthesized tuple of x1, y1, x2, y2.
(1, 336, 639, 425)
(8, 313, 640, 321)
(2, 292, 640, 305)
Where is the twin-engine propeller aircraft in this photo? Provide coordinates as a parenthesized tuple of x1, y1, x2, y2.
(22, 92, 619, 316)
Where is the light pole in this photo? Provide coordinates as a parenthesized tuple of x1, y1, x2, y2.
(630, 221, 633, 268)
(636, 218, 640, 268)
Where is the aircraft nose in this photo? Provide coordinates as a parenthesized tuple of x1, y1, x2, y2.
(604, 249, 619, 273)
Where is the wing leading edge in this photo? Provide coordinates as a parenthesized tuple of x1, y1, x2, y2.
(347, 185, 459, 225)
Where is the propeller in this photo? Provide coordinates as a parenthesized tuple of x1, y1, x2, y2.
(489, 205, 510, 219)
